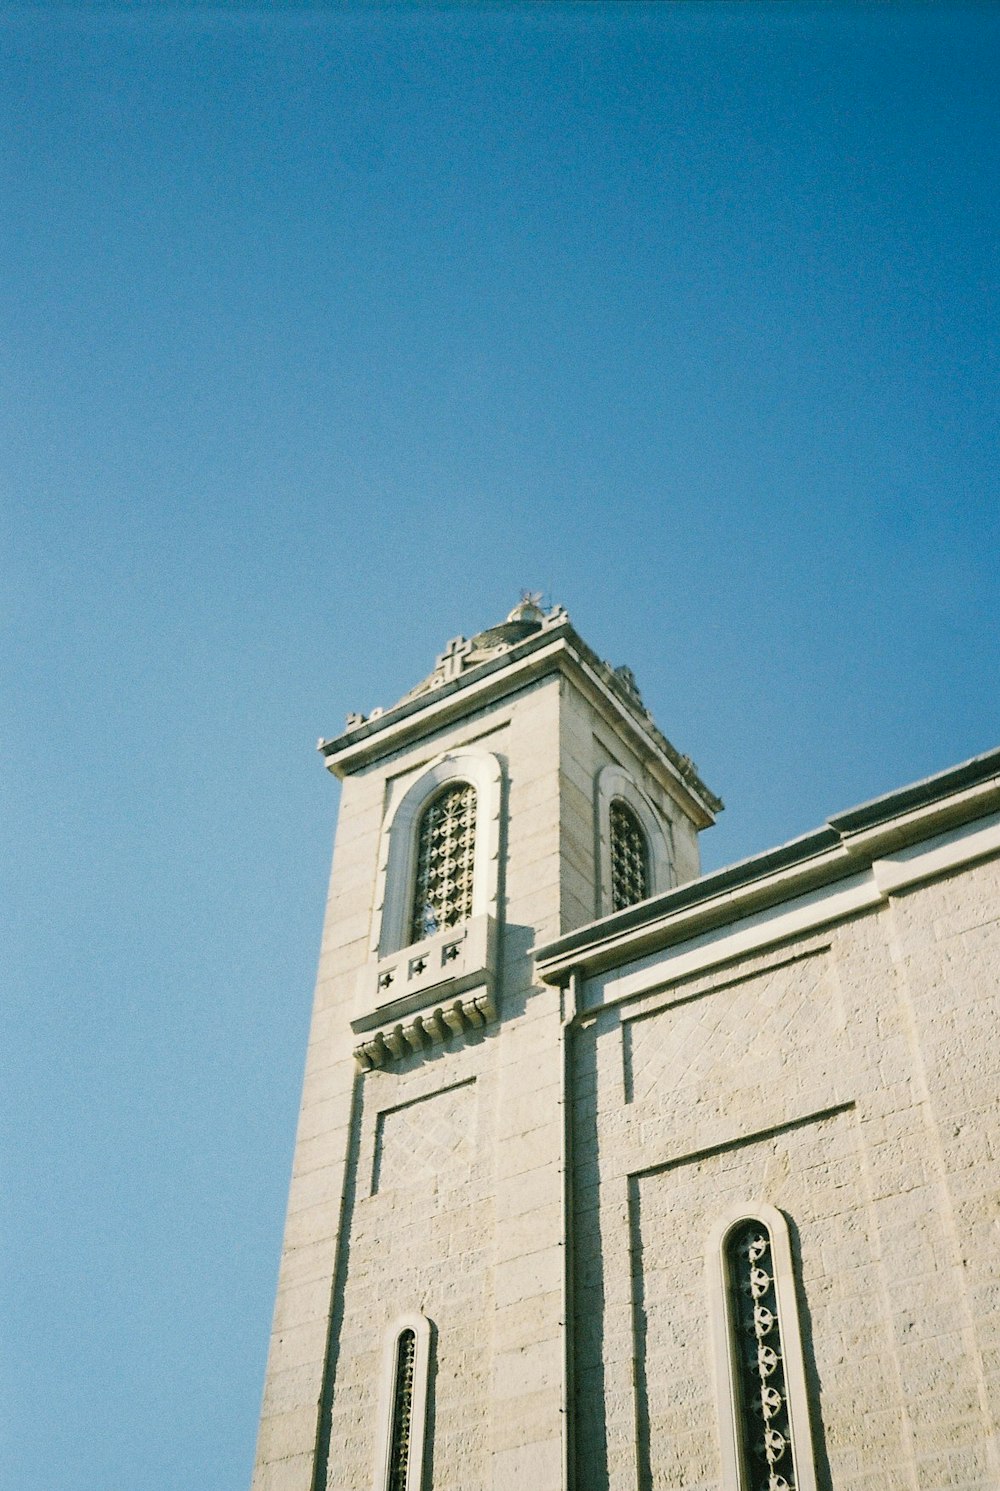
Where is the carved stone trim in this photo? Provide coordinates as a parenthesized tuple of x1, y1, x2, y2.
(354, 990, 496, 1071)
(355, 914, 496, 1032)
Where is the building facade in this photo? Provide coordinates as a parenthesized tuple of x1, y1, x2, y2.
(252, 602, 1000, 1491)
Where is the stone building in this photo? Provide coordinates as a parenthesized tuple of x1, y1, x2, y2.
(252, 600, 1000, 1491)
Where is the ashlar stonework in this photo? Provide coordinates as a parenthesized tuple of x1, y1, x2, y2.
(253, 601, 1000, 1491)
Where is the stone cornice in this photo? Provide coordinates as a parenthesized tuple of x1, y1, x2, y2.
(534, 745, 1000, 987)
(319, 619, 722, 824)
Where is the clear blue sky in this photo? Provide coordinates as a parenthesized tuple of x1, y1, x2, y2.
(4, 4, 998, 1487)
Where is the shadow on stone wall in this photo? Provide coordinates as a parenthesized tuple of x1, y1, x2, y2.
(786, 1211, 834, 1491)
(312, 1072, 366, 1491)
(570, 1024, 611, 1491)
(422, 1319, 438, 1491)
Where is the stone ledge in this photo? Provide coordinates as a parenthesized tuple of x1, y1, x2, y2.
(353, 915, 496, 1032)
(353, 989, 497, 1071)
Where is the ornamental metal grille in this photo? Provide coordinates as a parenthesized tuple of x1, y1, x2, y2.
(609, 799, 649, 911)
(387, 1328, 416, 1491)
(409, 783, 477, 943)
(727, 1222, 797, 1491)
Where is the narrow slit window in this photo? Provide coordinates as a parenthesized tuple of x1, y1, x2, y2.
(374, 1314, 432, 1491)
(387, 1329, 416, 1491)
(727, 1221, 796, 1490)
(609, 798, 649, 910)
(709, 1205, 818, 1491)
(410, 783, 476, 943)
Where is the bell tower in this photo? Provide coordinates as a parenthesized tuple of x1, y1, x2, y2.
(251, 600, 720, 1491)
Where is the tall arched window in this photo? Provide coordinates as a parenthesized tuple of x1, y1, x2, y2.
(387, 1329, 416, 1491)
(609, 798, 650, 910)
(726, 1220, 797, 1489)
(373, 1313, 432, 1491)
(371, 750, 502, 960)
(708, 1204, 818, 1491)
(409, 782, 477, 943)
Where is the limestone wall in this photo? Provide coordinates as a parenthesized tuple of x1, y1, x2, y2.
(254, 672, 574, 1491)
(571, 850, 1000, 1491)
(252, 633, 1000, 1491)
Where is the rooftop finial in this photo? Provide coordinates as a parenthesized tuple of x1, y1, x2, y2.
(506, 590, 545, 624)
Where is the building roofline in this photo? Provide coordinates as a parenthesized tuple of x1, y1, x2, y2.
(534, 744, 1000, 984)
(827, 748, 1000, 835)
(318, 618, 722, 823)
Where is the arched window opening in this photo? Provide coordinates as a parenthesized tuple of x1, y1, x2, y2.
(595, 765, 674, 916)
(373, 1313, 432, 1491)
(726, 1219, 798, 1491)
(609, 798, 650, 911)
(387, 1329, 417, 1491)
(709, 1204, 819, 1491)
(409, 782, 477, 943)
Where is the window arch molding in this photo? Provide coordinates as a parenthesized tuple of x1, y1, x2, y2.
(595, 764, 674, 916)
(372, 748, 504, 957)
(707, 1201, 819, 1491)
(371, 1311, 433, 1491)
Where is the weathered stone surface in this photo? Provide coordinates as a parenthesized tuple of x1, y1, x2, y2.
(253, 609, 1000, 1491)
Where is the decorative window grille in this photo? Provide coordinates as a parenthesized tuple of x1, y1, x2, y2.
(727, 1221, 797, 1491)
(387, 1329, 417, 1491)
(609, 798, 649, 911)
(373, 1313, 432, 1491)
(709, 1205, 818, 1491)
(409, 783, 477, 943)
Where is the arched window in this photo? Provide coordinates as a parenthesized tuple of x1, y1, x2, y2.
(726, 1220, 797, 1489)
(609, 798, 650, 910)
(595, 765, 674, 917)
(708, 1205, 818, 1491)
(371, 751, 503, 960)
(373, 1314, 432, 1491)
(387, 1329, 416, 1491)
(409, 782, 477, 943)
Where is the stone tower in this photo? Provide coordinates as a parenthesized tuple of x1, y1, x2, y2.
(251, 599, 720, 1491)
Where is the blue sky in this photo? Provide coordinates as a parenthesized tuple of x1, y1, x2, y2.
(4, 4, 998, 1487)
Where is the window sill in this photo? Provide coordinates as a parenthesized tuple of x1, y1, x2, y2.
(352, 914, 497, 1034)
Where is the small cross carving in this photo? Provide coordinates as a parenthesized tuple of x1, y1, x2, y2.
(435, 635, 472, 682)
